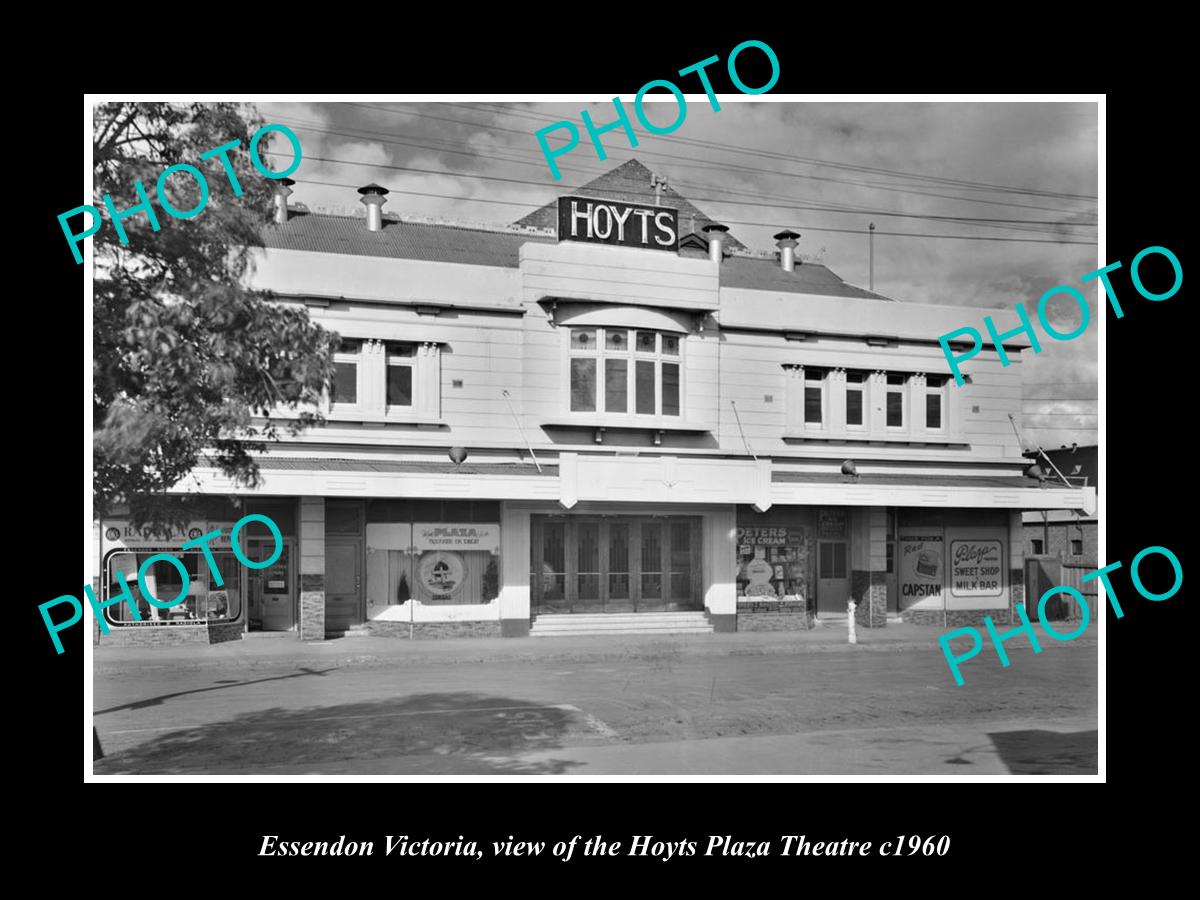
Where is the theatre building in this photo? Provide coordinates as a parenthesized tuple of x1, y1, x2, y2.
(94, 159, 1095, 644)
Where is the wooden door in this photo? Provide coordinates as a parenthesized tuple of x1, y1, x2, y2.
(325, 538, 363, 632)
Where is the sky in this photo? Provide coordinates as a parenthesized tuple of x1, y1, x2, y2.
(257, 99, 1099, 451)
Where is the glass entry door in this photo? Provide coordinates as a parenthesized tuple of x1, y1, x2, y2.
(532, 516, 701, 614)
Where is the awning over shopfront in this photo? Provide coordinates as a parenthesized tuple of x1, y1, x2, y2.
(771, 471, 1095, 515)
(178, 455, 1094, 515)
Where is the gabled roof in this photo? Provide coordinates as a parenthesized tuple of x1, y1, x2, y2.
(513, 159, 748, 251)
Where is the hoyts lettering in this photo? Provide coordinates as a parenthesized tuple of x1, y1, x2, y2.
(558, 197, 678, 251)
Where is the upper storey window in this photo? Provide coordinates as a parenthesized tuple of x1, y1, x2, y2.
(785, 365, 958, 443)
(326, 339, 441, 423)
(569, 327, 681, 418)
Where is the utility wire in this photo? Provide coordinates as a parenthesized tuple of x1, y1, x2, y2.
(356, 101, 1097, 202)
(270, 112, 1098, 217)
(270, 150, 1096, 243)
(269, 119, 1095, 239)
(339, 104, 1100, 214)
(461, 101, 1099, 201)
(271, 118, 1095, 231)
(288, 176, 1092, 244)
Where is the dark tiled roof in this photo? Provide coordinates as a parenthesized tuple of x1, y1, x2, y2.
(513, 159, 748, 251)
(772, 472, 1047, 489)
(720, 255, 894, 300)
(251, 457, 556, 476)
(260, 211, 555, 267)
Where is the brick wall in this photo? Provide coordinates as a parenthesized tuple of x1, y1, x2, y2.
(207, 622, 245, 644)
(737, 598, 812, 631)
(97, 623, 211, 647)
(366, 620, 502, 640)
(901, 608, 945, 627)
(1023, 520, 1098, 566)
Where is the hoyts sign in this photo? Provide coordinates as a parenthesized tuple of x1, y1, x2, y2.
(557, 196, 678, 251)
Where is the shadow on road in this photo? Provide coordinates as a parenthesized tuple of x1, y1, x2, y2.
(94, 667, 339, 715)
(987, 729, 1098, 774)
(95, 692, 584, 775)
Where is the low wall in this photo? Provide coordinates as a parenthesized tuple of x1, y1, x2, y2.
(737, 597, 812, 632)
(366, 620, 503, 640)
(97, 621, 245, 646)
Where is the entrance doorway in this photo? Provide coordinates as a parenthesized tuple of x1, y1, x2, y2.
(817, 540, 849, 613)
(247, 538, 295, 631)
(531, 516, 702, 614)
(326, 537, 363, 633)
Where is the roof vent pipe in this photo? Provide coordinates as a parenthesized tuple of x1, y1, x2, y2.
(357, 183, 390, 232)
(271, 177, 295, 224)
(774, 229, 801, 272)
(702, 222, 729, 264)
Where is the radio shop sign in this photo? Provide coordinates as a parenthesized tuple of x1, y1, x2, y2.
(558, 196, 679, 251)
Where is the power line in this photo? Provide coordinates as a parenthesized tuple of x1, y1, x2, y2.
(272, 118, 1095, 234)
(270, 119, 1095, 242)
(385, 101, 1099, 202)
(284, 150, 1094, 232)
(338, 104, 1100, 216)
(287, 176, 1093, 245)
(291, 108, 1094, 217)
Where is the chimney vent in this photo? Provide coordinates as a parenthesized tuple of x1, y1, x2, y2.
(774, 229, 801, 272)
(357, 183, 389, 232)
(702, 222, 730, 264)
(271, 177, 295, 224)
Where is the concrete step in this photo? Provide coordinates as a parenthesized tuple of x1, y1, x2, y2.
(533, 621, 711, 632)
(531, 626, 715, 637)
(530, 611, 714, 637)
(533, 613, 708, 624)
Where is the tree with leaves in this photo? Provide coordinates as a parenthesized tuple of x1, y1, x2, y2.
(90, 102, 337, 529)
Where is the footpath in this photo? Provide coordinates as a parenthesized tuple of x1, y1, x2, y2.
(94, 619, 1096, 676)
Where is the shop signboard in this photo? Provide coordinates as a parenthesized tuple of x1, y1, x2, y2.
(949, 540, 1003, 597)
(557, 196, 678, 251)
(413, 524, 500, 553)
(899, 530, 945, 611)
(817, 509, 847, 539)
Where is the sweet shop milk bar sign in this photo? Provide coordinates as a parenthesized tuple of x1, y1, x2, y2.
(558, 196, 678, 251)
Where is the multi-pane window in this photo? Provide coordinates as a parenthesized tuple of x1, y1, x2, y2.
(1071, 539, 1083, 555)
(804, 367, 826, 425)
(846, 371, 866, 427)
(886, 374, 906, 427)
(569, 327, 682, 417)
(328, 339, 432, 418)
(1031, 539, 1045, 555)
(926, 374, 946, 430)
(330, 340, 361, 406)
(386, 342, 414, 408)
(787, 366, 954, 440)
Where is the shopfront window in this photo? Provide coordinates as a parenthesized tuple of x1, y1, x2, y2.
(735, 522, 813, 601)
(103, 548, 243, 625)
(364, 500, 501, 610)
